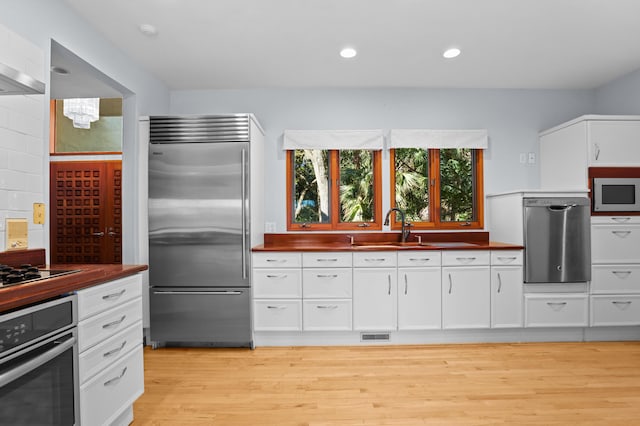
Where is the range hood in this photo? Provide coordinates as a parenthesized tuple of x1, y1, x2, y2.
(0, 62, 45, 95)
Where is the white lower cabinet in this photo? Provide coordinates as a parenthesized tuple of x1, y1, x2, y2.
(442, 266, 490, 329)
(525, 294, 589, 327)
(590, 295, 640, 326)
(397, 267, 441, 330)
(303, 299, 352, 330)
(490, 251, 523, 328)
(254, 300, 302, 331)
(353, 267, 397, 331)
(77, 274, 144, 426)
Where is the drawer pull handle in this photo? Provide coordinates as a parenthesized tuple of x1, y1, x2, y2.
(102, 289, 126, 301)
(456, 257, 476, 263)
(266, 259, 286, 263)
(317, 258, 338, 262)
(102, 315, 126, 329)
(546, 302, 567, 311)
(497, 273, 502, 293)
(612, 231, 631, 238)
(364, 258, 386, 262)
(409, 258, 431, 262)
(266, 305, 287, 310)
(496, 256, 517, 262)
(612, 271, 632, 278)
(612, 301, 632, 310)
(316, 305, 338, 310)
(103, 340, 127, 358)
(104, 367, 127, 387)
(266, 274, 288, 279)
(316, 274, 338, 278)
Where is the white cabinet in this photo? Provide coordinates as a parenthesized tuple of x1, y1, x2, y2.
(590, 216, 640, 326)
(539, 115, 640, 189)
(253, 252, 302, 331)
(77, 274, 144, 426)
(353, 253, 397, 331)
(525, 294, 589, 327)
(397, 267, 441, 330)
(442, 259, 490, 329)
(490, 250, 523, 328)
(302, 252, 352, 331)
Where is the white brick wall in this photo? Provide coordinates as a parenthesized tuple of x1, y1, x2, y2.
(0, 23, 46, 250)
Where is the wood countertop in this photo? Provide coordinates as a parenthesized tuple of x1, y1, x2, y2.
(252, 232, 522, 252)
(0, 263, 148, 312)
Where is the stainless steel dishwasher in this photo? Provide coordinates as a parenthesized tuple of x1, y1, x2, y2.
(523, 197, 591, 283)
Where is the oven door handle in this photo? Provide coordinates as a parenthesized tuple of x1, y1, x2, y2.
(0, 335, 76, 387)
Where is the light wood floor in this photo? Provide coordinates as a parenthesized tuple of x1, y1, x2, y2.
(133, 341, 640, 425)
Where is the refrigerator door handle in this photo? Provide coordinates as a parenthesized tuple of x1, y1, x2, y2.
(153, 291, 244, 296)
(241, 148, 247, 280)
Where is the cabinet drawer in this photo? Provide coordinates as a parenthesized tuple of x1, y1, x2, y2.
(80, 345, 144, 426)
(397, 251, 441, 267)
(442, 250, 490, 266)
(592, 225, 640, 263)
(79, 321, 143, 384)
(252, 252, 302, 268)
(254, 300, 302, 331)
(590, 295, 640, 326)
(303, 269, 352, 298)
(591, 216, 640, 225)
(78, 298, 143, 352)
(303, 299, 352, 331)
(524, 294, 588, 327)
(303, 252, 352, 268)
(591, 265, 640, 294)
(491, 250, 523, 266)
(353, 252, 397, 267)
(77, 275, 142, 320)
(253, 269, 302, 298)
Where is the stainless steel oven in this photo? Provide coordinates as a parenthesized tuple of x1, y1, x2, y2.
(0, 294, 79, 425)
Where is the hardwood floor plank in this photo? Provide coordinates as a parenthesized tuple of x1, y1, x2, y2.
(133, 342, 640, 425)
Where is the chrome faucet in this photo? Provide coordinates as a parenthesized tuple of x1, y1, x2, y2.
(384, 208, 410, 243)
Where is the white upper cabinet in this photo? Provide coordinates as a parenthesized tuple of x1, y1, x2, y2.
(540, 115, 640, 190)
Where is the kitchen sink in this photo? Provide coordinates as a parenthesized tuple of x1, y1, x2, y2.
(352, 241, 423, 249)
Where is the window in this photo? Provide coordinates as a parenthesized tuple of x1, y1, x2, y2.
(287, 149, 382, 230)
(391, 148, 484, 229)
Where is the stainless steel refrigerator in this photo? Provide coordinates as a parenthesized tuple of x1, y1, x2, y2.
(147, 114, 264, 348)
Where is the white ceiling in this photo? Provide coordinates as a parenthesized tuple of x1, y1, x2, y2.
(61, 0, 640, 91)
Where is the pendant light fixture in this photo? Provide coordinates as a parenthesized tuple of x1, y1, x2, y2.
(63, 98, 100, 129)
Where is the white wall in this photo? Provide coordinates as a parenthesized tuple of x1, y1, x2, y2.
(0, 23, 46, 250)
(0, 0, 170, 265)
(595, 68, 640, 114)
(170, 88, 594, 231)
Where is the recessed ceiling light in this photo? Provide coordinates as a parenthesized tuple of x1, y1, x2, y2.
(340, 47, 357, 59)
(50, 66, 70, 75)
(139, 24, 158, 37)
(443, 47, 461, 59)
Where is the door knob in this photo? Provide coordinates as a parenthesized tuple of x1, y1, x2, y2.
(91, 231, 105, 237)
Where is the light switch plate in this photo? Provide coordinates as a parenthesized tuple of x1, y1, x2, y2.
(6, 218, 28, 251)
(33, 203, 45, 224)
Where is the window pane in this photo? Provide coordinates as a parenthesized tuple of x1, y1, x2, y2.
(339, 150, 375, 222)
(440, 148, 474, 222)
(293, 149, 330, 223)
(394, 148, 429, 222)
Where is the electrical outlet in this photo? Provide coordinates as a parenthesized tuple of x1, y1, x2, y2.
(33, 203, 45, 224)
(528, 152, 536, 164)
(265, 222, 276, 233)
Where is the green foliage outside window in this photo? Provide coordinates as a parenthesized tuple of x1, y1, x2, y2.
(440, 148, 474, 222)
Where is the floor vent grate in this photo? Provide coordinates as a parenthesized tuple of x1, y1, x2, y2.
(360, 333, 390, 342)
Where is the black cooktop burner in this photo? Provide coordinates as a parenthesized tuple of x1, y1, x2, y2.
(0, 264, 80, 288)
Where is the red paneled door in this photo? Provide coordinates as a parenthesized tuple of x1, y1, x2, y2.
(50, 161, 122, 264)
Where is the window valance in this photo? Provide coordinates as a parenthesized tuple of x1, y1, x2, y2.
(283, 129, 384, 150)
(389, 129, 488, 149)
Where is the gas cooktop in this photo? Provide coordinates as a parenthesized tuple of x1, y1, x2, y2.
(0, 264, 81, 288)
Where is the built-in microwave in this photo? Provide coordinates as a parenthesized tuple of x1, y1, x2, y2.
(593, 177, 640, 212)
